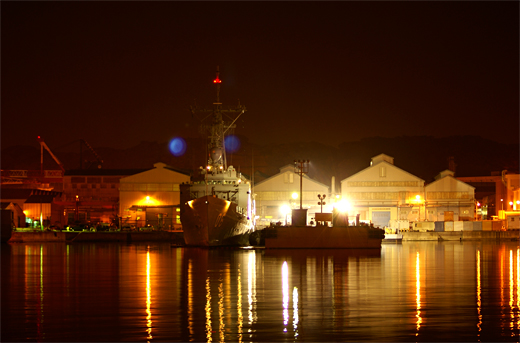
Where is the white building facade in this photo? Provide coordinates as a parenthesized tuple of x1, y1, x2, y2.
(254, 164, 330, 227)
(340, 154, 425, 228)
(425, 170, 475, 221)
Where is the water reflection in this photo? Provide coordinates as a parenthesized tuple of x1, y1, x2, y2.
(477, 249, 482, 338)
(146, 249, 152, 341)
(247, 250, 257, 328)
(293, 286, 299, 338)
(415, 251, 422, 336)
(2, 242, 519, 342)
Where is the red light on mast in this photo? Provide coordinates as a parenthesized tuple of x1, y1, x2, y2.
(213, 77, 221, 84)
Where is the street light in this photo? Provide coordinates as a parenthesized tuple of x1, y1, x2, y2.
(317, 194, 326, 213)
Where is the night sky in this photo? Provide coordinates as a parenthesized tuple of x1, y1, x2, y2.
(2, 1, 518, 151)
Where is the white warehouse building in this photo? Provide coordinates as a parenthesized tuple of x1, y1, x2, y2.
(340, 154, 475, 229)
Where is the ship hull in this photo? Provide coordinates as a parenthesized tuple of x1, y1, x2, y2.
(181, 195, 253, 246)
(264, 225, 384, 249)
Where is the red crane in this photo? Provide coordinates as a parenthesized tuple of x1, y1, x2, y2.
(37, 136, 65, 173)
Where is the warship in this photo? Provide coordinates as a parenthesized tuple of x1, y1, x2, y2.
(180, 67, 255, 246)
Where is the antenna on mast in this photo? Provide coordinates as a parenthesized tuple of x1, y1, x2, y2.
(213, 65, 221, 104)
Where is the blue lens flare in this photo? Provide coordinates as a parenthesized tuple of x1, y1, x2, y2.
(225, 135, 240, 153)
(169, 137, 187, 157)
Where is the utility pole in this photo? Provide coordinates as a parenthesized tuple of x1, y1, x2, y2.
(294, 160, 310, 209)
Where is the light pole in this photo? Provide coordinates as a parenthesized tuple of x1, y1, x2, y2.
(317, 194, 326, 213)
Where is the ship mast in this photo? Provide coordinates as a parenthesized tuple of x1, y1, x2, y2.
(190, 66, 246, 175)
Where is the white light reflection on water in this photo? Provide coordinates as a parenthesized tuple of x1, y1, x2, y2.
(145, 249, 152, 341)
(247, 250, 257, 329)
(415, 251, 422, 336)
(282, 261, 289, 331)
(293, 287, 299, 338)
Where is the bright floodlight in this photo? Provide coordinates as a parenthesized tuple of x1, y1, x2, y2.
(280, 204, 291, 215)
(292, 192, 298, 200)
(335, 200, 352, 213)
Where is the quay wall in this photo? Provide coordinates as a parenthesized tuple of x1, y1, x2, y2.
(402, 230, 520, 241)
(8, 231, 185, 244)
(9, 231, 68, 243)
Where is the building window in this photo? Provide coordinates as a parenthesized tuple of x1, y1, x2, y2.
(284, 172, 294, 184)
(379, 166, 386, 178)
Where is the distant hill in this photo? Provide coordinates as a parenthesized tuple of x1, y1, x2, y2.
(1, 136, 518, 190)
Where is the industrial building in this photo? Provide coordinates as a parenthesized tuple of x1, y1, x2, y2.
(119, 163, 190, 230)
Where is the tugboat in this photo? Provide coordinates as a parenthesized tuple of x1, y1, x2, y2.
(180, 67, 255, 246)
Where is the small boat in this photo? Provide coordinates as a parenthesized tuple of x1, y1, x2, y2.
(383, 228, 403, 243)
(180, 67, 255, 246)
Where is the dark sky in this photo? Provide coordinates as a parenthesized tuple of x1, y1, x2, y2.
(2, 1, 518, 151)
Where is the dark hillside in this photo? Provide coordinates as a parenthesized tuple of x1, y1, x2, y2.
(1, 136, 517, 190)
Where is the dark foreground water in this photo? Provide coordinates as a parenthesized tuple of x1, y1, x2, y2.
(1, 240, 519, 342)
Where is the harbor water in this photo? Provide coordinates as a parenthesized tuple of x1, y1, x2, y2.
(1, 241, 519, 342)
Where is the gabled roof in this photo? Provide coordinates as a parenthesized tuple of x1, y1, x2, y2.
(342, 160, 424, 183)
(426, 174, 475, 190)
(255, 166, 329, 189)
(1, 202, 14, 209)
(120, 162, 191, 182)
(371, 154, 394, 165)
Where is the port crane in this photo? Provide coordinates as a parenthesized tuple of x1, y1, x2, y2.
(80, 139, 104, 169)
(37, 136, 65, 173)
(0, 136, 65, 185)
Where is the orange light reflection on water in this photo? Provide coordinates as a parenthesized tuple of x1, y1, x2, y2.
(476, 250, 482, 339)
(205, 277, 212, 342)
(146, 250, 152, 341)
(237, 263, 243, 343)
(415, 252, 422, 336)
(517, 249, 520, 331)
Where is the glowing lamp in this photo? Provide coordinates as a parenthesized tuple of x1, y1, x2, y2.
(292, 192, 298, 200)
(213, 77, 221, 83)
(280, 204, 291, 215)
(335, 200, 352, 213)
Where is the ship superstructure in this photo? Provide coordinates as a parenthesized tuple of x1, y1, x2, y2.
(180, 67, 254, 246)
